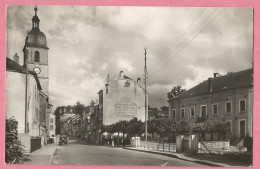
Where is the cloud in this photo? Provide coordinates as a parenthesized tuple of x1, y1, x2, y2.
(7, 6, 253, 110)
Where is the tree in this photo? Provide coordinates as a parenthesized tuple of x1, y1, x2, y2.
(147, 119, 157, 139)
(5, 117, 29, 164)
(113, 121, 122, 147)
(119, 120, 130, 146)
(128, 117, 144, 137)
(167, 86, 186, 99)
(192, 122, 205, 141)
(204, 120, 217, 141)
(155, 118, 171, 140)
(195, 114, 208, 123)
(214, 122, 228, 140)
(176, 120, 190, 135)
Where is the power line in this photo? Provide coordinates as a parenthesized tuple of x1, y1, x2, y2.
(148, 8, 207, 67)
(149, 8, 223, 74)
(150, 8, 225, 74)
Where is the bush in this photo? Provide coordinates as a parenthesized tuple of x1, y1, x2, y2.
(244, 136, 252, 153)
(5, 117, 29, 164)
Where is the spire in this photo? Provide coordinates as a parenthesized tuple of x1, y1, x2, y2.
(34, 5, 38, 15)
(32, 5, 40, 29)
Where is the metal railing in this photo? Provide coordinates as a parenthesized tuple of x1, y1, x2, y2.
(138, 141, 176, 152)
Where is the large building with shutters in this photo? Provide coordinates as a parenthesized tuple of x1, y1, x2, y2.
(168, 69, 253, 140)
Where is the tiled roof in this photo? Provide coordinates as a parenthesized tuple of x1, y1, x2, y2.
(6, 57, 26, 72)
(172, 68, 253, 100)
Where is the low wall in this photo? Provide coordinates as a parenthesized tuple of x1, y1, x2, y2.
(198, 141, 247, 154)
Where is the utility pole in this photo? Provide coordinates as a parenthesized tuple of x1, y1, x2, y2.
(144, 48, 148, 143)
(24, 31, 29, 133)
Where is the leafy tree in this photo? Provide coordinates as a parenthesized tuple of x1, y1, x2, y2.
(113, 122, 122, 147)
(155, 118, 171, 140)
(195, 114, 208, 123)
(118, 120, 130, 146)
(5, 117, 29, 164)
(128, 117, 144, 137)
(176, 120, 190, 135)
(147, 119, 157, 139)
(204, 120, 217, 141)
(214, 122, 228, 140)
(192, 122, 206, 141)
(167, 86, 186, 99)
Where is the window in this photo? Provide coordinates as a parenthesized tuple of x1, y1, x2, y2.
(239, 119, 246, 138)
(172, 109, 176, 118)
(124, 81, 130, 87)
(225, 102, 232, 114)
(180, 108, 185, 118)
(50, 118, 53, 123)
(225, 121, 232, 132)
(200, 105, 207, 117)
(239, 100, 246, 112)
(212, 104, 218, 115)
(34, 51, 40, 62)
(190, 107, 195, 117)
(50, 125, 53, 130)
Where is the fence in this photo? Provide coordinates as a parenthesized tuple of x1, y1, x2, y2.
(138, 141, 176, 152)
(30, 137, 42, 152)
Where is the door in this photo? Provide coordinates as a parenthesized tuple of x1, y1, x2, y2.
(239, 120, 246, 138)
(182, 140, 189, 152)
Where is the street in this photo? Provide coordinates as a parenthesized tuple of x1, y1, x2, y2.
(53, 138, 206, 166)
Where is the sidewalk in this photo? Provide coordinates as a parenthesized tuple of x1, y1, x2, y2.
(122, 147, 243, 167)
(24, 143, 58, 164)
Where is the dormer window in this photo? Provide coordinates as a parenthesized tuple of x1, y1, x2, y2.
(124, 81, 130, 87)
(34, 51, 40, 62)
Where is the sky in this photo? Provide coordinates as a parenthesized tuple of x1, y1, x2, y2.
(7, 6, 253, 110)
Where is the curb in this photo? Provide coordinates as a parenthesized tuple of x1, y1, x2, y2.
(122, 147, 228, 167)
(49, 147, 58, 164)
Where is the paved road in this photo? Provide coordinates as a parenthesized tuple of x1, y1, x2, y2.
(54, 138, 206, 166)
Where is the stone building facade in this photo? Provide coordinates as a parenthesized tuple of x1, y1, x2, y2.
(168, 69, 253, 140)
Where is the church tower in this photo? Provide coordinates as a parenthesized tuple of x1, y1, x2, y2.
(23, 6, 49, 96)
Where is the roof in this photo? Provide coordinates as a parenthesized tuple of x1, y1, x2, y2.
(27, 29, 48, 49)
(6, 57, 26, 72)
(171, 68, 253, 100)
(100, 72, 146, 93)
(6, 57, 42, 90)
(123, 75, 132, 80)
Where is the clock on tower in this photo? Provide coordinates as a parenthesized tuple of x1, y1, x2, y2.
(23, 6, 49, 96)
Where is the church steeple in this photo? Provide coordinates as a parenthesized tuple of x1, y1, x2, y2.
(32, 6, 40, 29)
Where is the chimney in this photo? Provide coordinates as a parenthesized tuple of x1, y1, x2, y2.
(213, 73, 220, 78)
(208, 78, 213, 92)
(137, 77, 141, 84)
(13, 53, 19, 64)
(119, 70, 124, 78)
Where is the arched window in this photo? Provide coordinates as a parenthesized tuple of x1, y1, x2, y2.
(34, 51, 40, 62)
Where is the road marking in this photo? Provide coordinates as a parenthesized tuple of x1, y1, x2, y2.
(161, 161, 168, 166)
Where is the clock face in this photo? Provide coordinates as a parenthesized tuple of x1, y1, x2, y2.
(33, 67, 41, 74)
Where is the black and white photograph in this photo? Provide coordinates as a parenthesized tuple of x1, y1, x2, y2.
(5, 5, 253, 166)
